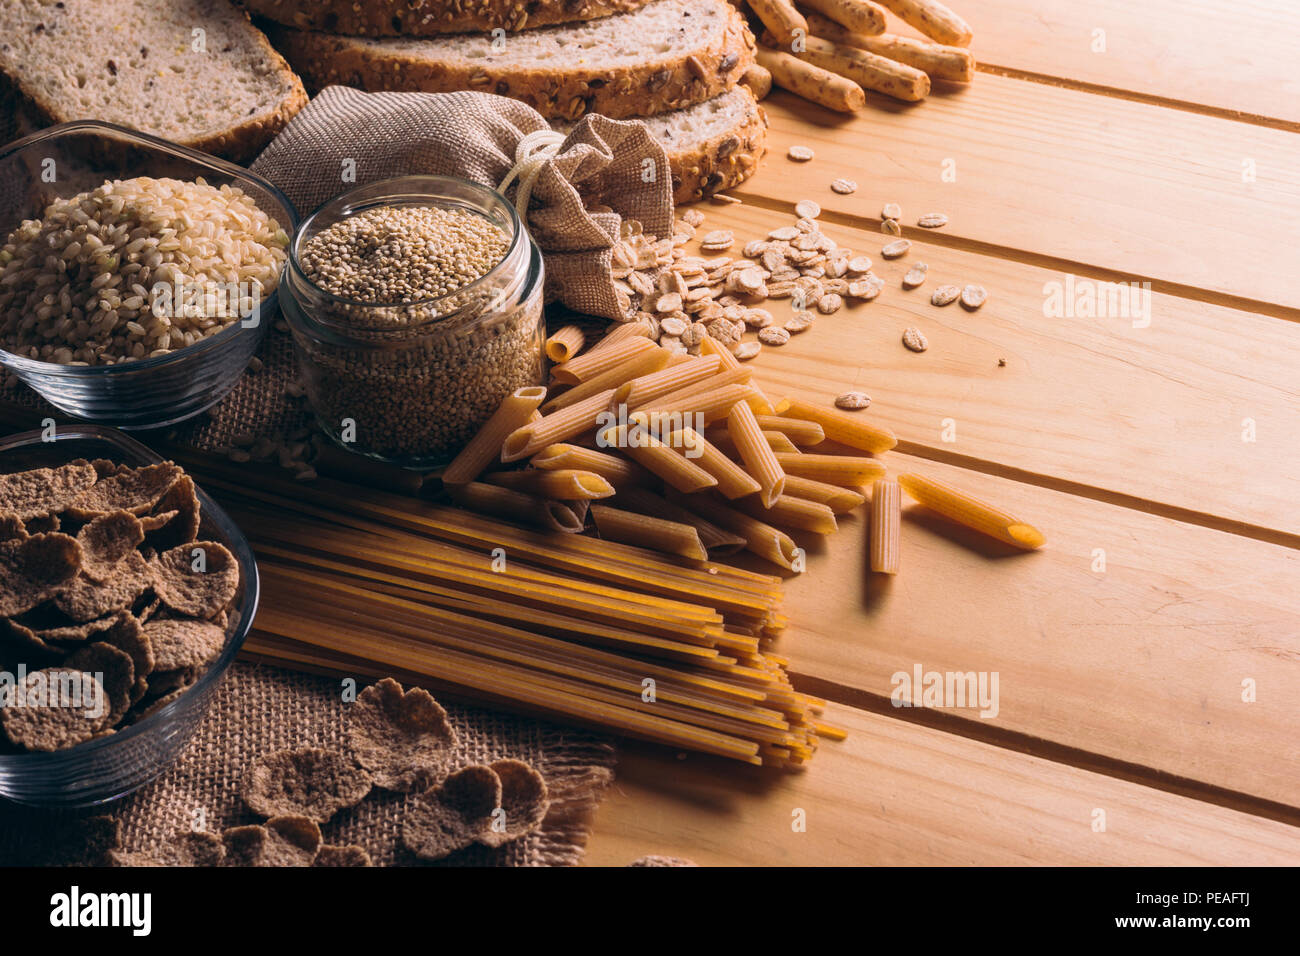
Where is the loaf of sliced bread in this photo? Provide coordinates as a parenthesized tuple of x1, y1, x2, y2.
(554, 86, 767, 205)
(241, 0, 657, 36)
(270, 0, 755, 121)
(0, 0, 306, 161)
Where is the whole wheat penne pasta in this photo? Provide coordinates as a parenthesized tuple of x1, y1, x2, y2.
(541, 348, 670, 414)
(756, 48, 866, 112)
(747, 381, 777, 415)
(741, 63, 773, 100)
(763, 431, 800, 454)
(777, 32, 930, 101)
(543, 499, 588, 533)
(636, 367, 755, 412)
(875, 0, 972, 46)
(666, 490, 802, 571)
(804, 13, 974, 81)
(502, 388, 617, 462)
(755, 415, 826, 446)
(775, 452, 887, 487)
(699, 334, 742, 372)
(545, 325, 586, 363)
(632, 383, 759, 427)
(782, 474, 866, 513)
(666, 427, 762, 499)
(617, 355, 722, 408)
(773, 397, 898, 453)
(591, 319, 654, 351)
(599, 425, 719, 494)
(798, 0, 886, 34)
(442, 385, 549, 486)
(616, 487, 749, 556)
(484, 468, 615, 501)
(530, 443, 653, 488)
(729, 402, 785, 507)
(446, 481, 557, 530)
(591, 505, 708, 561)
(749, 0, 808, 45)
(551, 335, 657, 384)
(869, 478, 901, 573)
(735, 494, 839, 534)
(897, 473, 1045, 549)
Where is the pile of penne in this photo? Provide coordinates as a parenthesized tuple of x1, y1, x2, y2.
(440, 324, 1045, 573)
(740, 0, 976, 111)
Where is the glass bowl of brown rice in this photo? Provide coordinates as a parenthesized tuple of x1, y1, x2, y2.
(0, 122, 297, 429)
(0, 425, 258, 807)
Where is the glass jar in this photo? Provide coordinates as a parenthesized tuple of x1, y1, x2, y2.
(281, 175, 546, 468)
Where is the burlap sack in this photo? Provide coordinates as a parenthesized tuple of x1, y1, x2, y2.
(250, 86, 675, 320)
(0, 663, 616, 867)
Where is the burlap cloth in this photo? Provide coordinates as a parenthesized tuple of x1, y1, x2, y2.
(0, 664, 615, 867)
(0, 89, 653, 864)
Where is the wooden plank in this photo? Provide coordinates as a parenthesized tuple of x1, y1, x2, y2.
(735, 76, 1300, 311)
(768, 452, 1300, 809)
(683, 200, 1300, 539)
(584, 704, 1300, 865)
(952, 0, 1300, 128)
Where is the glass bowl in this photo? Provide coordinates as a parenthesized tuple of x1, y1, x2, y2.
(0, 121, 298, 429)
(0, 425, 258, 807)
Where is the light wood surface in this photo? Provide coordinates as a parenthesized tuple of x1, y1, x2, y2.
(585, 704, 1300, 866)
(584, 0, 1300, 864)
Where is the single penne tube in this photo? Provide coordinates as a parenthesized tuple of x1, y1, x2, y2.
(804, 13, 974, 81)
(735, 494, 839, 534)
(699, 334, 742, 372)
(869, 478, 901, 573)
(749, 0, 808, 44)
(615, 487, 748, 556)
(617, 355, 722, 408)
(775, 453, 887, 487)
(541, 348, 670, 414)
(666, 427, 762, 499)
(728, 402, 785, 507)
(897, 473, 1045, 550)
(799, 0, 887, 35)
(530, 443, 653, 488)
(544, 324, 586, 363)
(442, 385, 549, 486)
(756, 48, 866, 112)
(763, 431, 800, 454)
(551, 335, 658, 384)
(546, 498, 589, 533)
(600, 424, 718, 494)
(446, 481, 559, 531)
(755, 415, 826, 446)
(779, 32, 931, 102)
(636, 367, 755, 413)
(484, 468, 615, 501)
(874, 0, 972, 46)
(773, 397, 898, 453)
(781, 474, 867, 513)
(591, 504, 709, 561)
(502, 388, 617, 461)
(592, 320, 653, 350)
(632, 383, 759, 427)
(666, 490, 802, 571)
(746, 381, 777, 415)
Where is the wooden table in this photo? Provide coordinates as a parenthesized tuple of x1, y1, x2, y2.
(583, 0, 1300, 865)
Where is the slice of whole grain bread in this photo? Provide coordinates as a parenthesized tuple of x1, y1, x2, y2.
(0, 0, 306, 161)
(240, 0, 657, 36)
(269, 0, 755, 121)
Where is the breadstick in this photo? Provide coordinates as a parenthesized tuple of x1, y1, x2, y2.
(875, 0, 972, 47)
(748, 0, 808, 45)
(805, 12, 974, 82)
(798, 0, 886, 36)
(787, 32, 929, 101)
(756, 48, 866, 112)
(741, 63, 774, 100)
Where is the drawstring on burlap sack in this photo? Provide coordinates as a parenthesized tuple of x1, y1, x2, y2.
(497, 129, 566, 223)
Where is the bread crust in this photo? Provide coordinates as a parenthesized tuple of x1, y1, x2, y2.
(270, 2, 756, 121)
(666, 87, 767, 204)
(242, 0, 656, 36)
